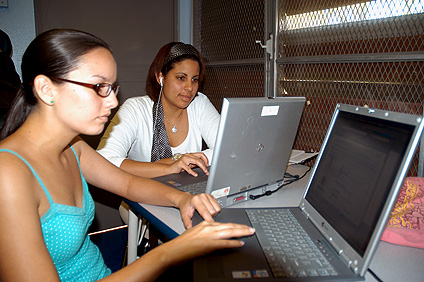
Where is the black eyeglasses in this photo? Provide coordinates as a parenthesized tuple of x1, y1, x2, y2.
(51, 77, 119, 97)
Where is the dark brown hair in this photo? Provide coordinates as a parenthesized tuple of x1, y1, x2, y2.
(0, 29, 111, 140)
(145, 42, 205, 102)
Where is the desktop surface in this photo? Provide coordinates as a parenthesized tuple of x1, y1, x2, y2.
(124, 165, 424, 281)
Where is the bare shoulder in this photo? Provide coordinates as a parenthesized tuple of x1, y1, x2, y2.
(0, 150, 40, 206)
(0, 149, 42, 234)
(0, 150, 57, 281)
(0, 149, 32, 177)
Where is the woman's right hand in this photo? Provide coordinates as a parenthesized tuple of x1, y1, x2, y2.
(121, 220, 255, 282)
(157, 221, 255, 266)
(168, 152, 209, 176)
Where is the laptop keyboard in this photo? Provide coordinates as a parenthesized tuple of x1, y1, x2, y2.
(246, 209, 338, 278)
(175, 180, 207, 195)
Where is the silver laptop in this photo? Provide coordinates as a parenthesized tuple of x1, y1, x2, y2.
(153, 96, 306, 207)
(192, 104, 424, 281)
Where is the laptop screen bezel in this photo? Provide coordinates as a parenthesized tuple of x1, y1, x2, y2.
(300, 104, 423, 276)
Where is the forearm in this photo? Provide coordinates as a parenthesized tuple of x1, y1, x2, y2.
(120, 159, 172, 178)
(124, 174, 187, 208)
(99, 245, 174, 282)
(154, 157, 173, 164)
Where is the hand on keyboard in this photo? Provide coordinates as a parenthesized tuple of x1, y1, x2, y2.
(169, 152, 209, 177)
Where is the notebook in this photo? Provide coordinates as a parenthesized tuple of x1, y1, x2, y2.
(153, 96, 305, 207)
(192, 104, 424, 281)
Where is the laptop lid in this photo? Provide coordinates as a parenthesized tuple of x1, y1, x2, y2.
(300, 104, 424, 276)
(206, 96, 305, 205)
(193, 104, 423, 281)
(153, 96, 305, 207)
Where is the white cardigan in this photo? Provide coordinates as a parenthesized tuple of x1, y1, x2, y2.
(97, 92, 220, 167)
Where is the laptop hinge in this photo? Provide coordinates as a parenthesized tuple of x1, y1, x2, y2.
(325, 234, 356, 272)
(300, 204, 357, 273)
(300, 204, 310, 219)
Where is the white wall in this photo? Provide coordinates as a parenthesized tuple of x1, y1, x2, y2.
(0, 0, 191, 78)
(0, 0, 36, 77)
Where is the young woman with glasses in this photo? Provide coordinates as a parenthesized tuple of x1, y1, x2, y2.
(0, 29, 254, 282)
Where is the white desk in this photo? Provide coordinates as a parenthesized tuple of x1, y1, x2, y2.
(124, 165, 424, 281)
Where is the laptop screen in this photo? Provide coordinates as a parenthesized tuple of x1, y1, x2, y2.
(305, 110, 415, 256)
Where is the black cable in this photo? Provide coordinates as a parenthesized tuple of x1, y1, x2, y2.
(368, 268, 383, 282)
(249, 165, 312, 200)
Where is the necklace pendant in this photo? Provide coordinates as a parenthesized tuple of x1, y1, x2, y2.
(164, 111, 182, 134)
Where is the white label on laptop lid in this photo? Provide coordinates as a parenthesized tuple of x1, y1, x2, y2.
(211, 187, 230, 198)
(261, 105, 279, 116)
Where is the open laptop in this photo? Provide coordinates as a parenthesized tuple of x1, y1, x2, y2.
(192, 104, 424, 281)
(153, 96, 305, 207)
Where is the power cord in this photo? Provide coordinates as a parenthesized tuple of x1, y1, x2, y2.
(368, 268, 383, 282)
(249, 165, 312, 200)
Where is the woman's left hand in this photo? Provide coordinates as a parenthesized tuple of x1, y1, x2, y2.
(177, 192, 221, 229)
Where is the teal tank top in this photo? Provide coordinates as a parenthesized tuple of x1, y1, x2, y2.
(0, 148, 112, 281)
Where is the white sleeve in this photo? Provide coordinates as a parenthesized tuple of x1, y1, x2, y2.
(97, 98, 146, 167)
(197, 93, 220, 163)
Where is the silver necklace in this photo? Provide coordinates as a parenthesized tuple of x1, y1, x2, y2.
(164, 111, 183, 133)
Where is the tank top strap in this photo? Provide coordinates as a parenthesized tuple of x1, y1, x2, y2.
(68, 145, 88, 193)
(69, 145, 82, 174)
(0, 148, 55, 205)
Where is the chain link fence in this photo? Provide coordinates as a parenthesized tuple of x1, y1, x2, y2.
(279, 0, 424, 175)
(193, 0, 424, 175)
(193, 0, 266, 110)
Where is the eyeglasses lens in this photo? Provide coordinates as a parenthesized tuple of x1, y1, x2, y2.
(98, 84, 119, 97)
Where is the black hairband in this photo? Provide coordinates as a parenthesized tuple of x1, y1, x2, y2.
(163, 43, 199, 66)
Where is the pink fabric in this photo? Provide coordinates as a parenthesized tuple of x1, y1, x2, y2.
(381, 177, 424, 249)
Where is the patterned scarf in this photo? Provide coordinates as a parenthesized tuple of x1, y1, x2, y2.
(151, 92, 173, 162)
